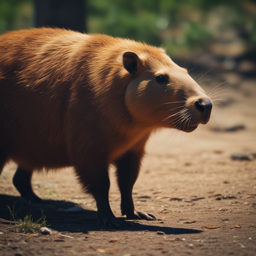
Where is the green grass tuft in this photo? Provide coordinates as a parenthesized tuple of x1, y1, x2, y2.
(7, 203, 48, 233)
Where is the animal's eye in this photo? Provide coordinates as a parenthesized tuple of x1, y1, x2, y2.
(156, 75, 166, 83)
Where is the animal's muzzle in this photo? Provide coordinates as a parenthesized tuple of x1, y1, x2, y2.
(194, 98, 212, 124)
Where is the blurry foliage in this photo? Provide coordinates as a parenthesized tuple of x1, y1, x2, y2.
(0, 0, 33, 33)
(0, 0, 255, 56)
(88, 0, 256, 55)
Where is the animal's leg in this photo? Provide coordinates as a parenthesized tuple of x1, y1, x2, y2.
(0, 148, 6, 175)
(13, 167, 42, 203)
(75, 162, 130, 228)
(115, 149, 156, 220)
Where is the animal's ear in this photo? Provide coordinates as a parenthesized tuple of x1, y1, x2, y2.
(122, 51, 142, 75)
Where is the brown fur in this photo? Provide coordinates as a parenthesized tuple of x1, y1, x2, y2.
(0, 28, 212, 226)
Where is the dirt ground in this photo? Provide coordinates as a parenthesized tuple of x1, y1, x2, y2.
(0, 68, 256, 256)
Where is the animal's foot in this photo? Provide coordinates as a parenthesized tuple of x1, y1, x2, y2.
(97, 215, 133, 228)
(127, 211, 156, 220)
(22, 193, 43, 204)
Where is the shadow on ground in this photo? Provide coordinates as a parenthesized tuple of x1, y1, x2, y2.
(0, 194, 202, 235)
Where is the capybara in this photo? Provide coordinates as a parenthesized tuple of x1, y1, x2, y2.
(0, 28, 212, 227)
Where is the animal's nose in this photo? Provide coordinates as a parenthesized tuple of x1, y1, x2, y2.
(194, 98, 212, 124)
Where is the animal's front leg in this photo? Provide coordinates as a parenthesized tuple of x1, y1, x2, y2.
(13, 167, 42, 203)
(75, 162, 130, 228)
(115, 148, 156, 220)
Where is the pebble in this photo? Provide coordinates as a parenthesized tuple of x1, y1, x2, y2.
(153, 190, 162, 194)
(12, 246, 20, 250)
(191, 197, 205, 201)
(137, 195, 151, 199)
(157, 231, 165, 235)
(170, 197, 183, 201)
(212, 124, 245, 132)
(222, 195, 236, 199)
(231, 153, 253, 161)
(40, 227, 52, 235)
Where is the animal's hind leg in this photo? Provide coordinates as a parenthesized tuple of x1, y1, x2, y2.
(0, 155, 6, 175)
(0, 148, 7, 175)
(13, 167, 42, 203)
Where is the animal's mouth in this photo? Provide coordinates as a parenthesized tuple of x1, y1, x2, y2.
(175, 124, 198, 133)
(184, 125, 198, 133)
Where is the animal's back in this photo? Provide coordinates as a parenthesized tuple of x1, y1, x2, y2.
(0, 28, 92, 169)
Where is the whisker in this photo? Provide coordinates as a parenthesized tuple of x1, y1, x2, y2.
(211, 98, 226, 102)
(188, 66, 196, 73)
(172, 115, 187, 126)
(208, 89, 228, 97)
(162, 109, 185, 122)
(196, 68, 213, 83)
(173, 112, 190, 128)
(168, 106, 186, 112)
(162, 100, 187, 105)
(198, 79, 211, 83)
(208, 81, 227, 96)
(193, 71, 204, 81)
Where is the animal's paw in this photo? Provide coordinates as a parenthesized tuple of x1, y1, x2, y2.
(97, 216, 133, 228)
(23, 193, 43, 204)
(127, 211, 156, 220)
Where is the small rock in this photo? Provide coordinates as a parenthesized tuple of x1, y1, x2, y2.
(40, 227, 52, 235)
(109, 239, 119, 243)
(137, 195, 151, 199)
(231, 153, 253, 161)
(183, 220, 196, 224)
(12, 246, 20, 250)
(170, 198, 183, 201)
(212, 124, 245, 132)
(153, 190, 162, 194)
(225, 124, 245, 132)
(222, 195, 236, 199)
(157, 231, 165, 235)
(219, 208, 228, 211)
(213, 150, 223, 154)
(191, 197, 205, 201)
(61, 234, 74, 239)
(203, 225, 221, 229)
(215, 197, 222, 201)
(53, 238, 65, 242)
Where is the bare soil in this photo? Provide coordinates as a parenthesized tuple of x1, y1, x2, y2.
(0, 70, 256, 256)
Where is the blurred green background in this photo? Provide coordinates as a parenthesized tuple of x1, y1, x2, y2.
(0, 0, 256, 67)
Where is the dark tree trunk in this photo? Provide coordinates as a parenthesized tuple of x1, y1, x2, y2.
(34, 0, 86, 33)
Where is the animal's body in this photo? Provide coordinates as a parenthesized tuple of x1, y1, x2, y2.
(0, 28, 212, 227)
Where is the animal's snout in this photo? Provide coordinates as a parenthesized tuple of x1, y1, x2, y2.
(194, 97, 212, 124)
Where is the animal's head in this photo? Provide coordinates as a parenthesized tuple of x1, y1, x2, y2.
(122, 49, 212, 132)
